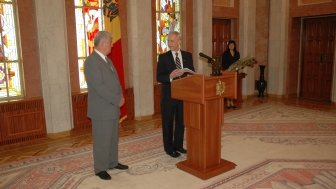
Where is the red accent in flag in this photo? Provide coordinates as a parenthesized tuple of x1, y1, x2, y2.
(107, 39, 127, 122)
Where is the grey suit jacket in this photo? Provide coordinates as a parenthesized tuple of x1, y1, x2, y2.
(84, 51, 122, 120)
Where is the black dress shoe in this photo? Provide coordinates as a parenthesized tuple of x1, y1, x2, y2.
(95, 171, 111, 180)
(231, 105, 237, 109)
(166, 151, 180, 158)
(176, 148, 187, 154)
(114, 163, 129, 170)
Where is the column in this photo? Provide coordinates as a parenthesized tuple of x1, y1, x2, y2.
(193, 0, 213, 75)
(268, 0, 289, 96)
(127, 0, 154, 118)
(239, 0, 257, 96)
(35, 0, 73, 133)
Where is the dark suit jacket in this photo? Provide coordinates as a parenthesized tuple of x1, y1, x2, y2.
(156, 50, 195, 100)
(84, 51, 122, 120)
(221, 50, 240, 70)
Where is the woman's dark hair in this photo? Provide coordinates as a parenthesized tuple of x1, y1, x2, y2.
(226, 40, 237, 52)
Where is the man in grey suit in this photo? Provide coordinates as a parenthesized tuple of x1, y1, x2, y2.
(84, 31, 128, 180)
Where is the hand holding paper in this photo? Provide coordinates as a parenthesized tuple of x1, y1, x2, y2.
(170, 68, 195, 79)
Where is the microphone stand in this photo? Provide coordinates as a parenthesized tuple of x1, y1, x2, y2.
(199, 54, 222, 76)
(210, 56, 222, 76)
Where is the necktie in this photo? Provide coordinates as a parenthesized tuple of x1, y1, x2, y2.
(175, 52, 181, 69)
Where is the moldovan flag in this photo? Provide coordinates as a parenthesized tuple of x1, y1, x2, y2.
(104, 3, 127, 123)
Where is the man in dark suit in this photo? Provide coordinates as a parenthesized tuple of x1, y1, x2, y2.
(156, 31, 195, 158)
(84, 31, 128, 180)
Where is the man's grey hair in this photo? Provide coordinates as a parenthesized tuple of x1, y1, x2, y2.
(94, 31, 112, 47)
(168, 31, 181, 39)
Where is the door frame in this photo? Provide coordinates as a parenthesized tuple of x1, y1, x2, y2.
(297, 15, 336, 102)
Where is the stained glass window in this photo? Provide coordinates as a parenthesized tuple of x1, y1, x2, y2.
(156, 0, 181, 55)
(0, 0, 23, 100)
(74, 0, 104, 89)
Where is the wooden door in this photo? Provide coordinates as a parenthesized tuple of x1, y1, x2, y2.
(212, 19, 231, 57)
(300, 17, 336, 102)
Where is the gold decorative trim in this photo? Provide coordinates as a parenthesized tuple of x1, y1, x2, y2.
(216, 80, 225, 96)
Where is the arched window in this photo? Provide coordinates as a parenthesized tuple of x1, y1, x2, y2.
(155, 0, 181, 55)
(74, 0, 104, 89)
(0, 1, 23, 100)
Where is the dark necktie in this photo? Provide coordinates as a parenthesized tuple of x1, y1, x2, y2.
(175, 52, 181, 69)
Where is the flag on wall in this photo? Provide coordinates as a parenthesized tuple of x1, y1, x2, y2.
(103, 0, 127, 123)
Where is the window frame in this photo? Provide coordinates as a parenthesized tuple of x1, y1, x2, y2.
(0, 0, 24, 101)
(74, 0, 105, 90)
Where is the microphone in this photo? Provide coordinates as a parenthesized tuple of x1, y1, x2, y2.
(199, 52, 216, 62)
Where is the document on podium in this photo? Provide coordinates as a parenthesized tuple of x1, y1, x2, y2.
(174, 68, 195, 78)
(171, 68, 195, 81)
(181, 68, 195, 74)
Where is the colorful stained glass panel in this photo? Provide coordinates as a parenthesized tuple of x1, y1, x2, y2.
(158, 0, 180, 12)
(0, 64, 6, 95)
(75, 9, 86, 57)
(0, 62, 22, 98)
(1, 3, 18, 61)
(156, 0, 181, 55)
(7, 62, 22, 97)
(156, 12, 180, 54)
(74, 0, 101, 7)
(74, 0, 104, 90)
(74, 0, 83, 6)
(78, 59, 87, 89)
(0, 2, 22, 100)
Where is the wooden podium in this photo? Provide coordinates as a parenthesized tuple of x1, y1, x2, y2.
(171, 72, 237, 180)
